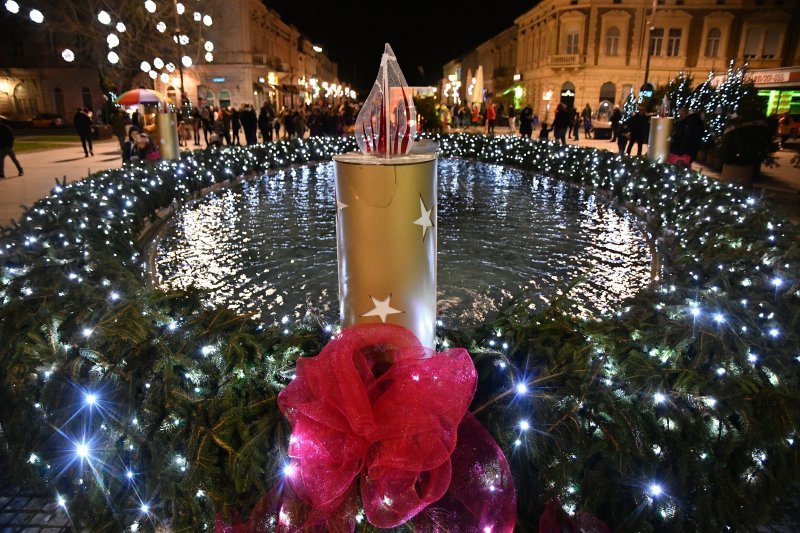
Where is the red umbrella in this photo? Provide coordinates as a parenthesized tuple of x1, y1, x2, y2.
(115, 88, 165, 107)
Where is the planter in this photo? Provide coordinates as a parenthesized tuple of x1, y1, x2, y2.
(721, 163, 755, 185)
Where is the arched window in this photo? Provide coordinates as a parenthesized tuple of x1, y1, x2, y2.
(14, 81, 38, 118)
(705, 28, 721, 57)
(53, 87, 65, 117)
(606, 27, 620, 56)
(81, 87, 92, 109)
(197, 86, 215, 107)
(218, 90, 231, 108)
(600, 82, 616, 103)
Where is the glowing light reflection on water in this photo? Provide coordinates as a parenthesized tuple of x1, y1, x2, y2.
(154, 159, 652, 327)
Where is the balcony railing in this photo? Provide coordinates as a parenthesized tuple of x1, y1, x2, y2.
(548, 54, 585, 67)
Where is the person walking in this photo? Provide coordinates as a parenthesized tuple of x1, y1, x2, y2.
(110, 110, 126, 151)
(240, 104, 258, 145)
(0, 122, 23, 178)
(626, 106, 649, 156)
(191, 107, 202, 146)
(220, 106, 233, 145)
(258, 103, 274, 142)
(610, 107, 621, 142)
(231, 107, 241, 145)
(581, 103, 593, 139)
(552, 104, 570, 145)
(508, 105, 516, 133)
(485, 100, 497, 134)
(519, 105, 533, 138)
(572, 111, 582, 141)
(74, 107, 94, 157)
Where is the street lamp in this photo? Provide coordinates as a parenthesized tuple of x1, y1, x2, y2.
(642, 0, 658, 89)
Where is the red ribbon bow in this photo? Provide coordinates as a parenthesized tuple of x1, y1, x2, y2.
(274, 324, 516, 531)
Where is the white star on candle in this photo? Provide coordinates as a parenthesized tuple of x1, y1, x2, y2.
(413, 197, 433, 240)
(337, 200, 348, 211)
(362, 294, 403, 323)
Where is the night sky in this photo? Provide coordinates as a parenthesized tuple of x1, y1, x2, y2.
(267, 0, 537, 93)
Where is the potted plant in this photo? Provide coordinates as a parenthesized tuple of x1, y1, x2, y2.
(718, 120, 778, 185)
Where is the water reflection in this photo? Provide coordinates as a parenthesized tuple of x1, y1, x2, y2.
(155, 159, 652, 328)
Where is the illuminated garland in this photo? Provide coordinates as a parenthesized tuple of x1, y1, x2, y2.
(0, 134, 797, 531)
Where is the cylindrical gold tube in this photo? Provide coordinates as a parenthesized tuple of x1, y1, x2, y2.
(156, 112, 180, 160)
(647, 117, 673, 163)
(334, 153, 438, 348)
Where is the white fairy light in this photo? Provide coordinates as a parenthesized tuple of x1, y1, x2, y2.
(166, 62, 175, 72)
(654, 392, 666, 404)
(283, 463, 296, 478)
(107, 33, 120, 48)
(76, 442, 90, 459)
(29, 8, 44, 23)
(107, 51, 119, 64)
(5, 0, 19, 14)
(515, 382, 528, 395)
(175, 2, 185, 14)
(57, 495, 67, 508)
(144, 0, 157, 14)
(181, 55, 192, 67)
(61, 49, 75, 63)
(202, 14, 212, 26)
(204, 52, 213, 62)
(116, 22, 126, 32)
(85, 393, 97, 406)
(153, 57, 164, 69)
(160, 72, 170, 83)
(648, 483, 664, 498)
(140, 61, 151, 72)
(519, 420, 530, 431)
(192, 11, 201, 21)
(178, 34, 189, 45)
(204, 41, 214, 52)
(97, 10, 111, 25)
(148, 70, 158, 79)
(156, 21, 167, 33)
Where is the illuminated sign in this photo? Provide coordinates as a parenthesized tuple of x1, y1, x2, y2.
(211, 77, 225, 83)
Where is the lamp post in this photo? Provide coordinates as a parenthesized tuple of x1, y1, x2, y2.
(172, 0, 188, 113)
(642, 0, 658, 87)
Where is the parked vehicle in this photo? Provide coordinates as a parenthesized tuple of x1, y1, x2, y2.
(31, 113, 64, 128)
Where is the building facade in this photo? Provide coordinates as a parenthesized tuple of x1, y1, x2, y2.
(443, 0, 800, 120)
(0, 0, 347, 123)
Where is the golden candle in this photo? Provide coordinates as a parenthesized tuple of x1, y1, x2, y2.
(334, 152, 438, 348)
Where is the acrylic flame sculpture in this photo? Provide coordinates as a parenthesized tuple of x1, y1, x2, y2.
(355, 43, 417, 157)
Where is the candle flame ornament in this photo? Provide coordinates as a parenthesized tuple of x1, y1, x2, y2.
(334, 43, 435, 347)
(355, 43, 417, 157)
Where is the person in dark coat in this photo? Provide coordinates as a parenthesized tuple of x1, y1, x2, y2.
(122, 128, 140, 163)
(519, 105, 533, 138)
(610, 107, 622, 142)
(239, 104, 258, 145)
(552, 104, 570, 145)
(680, 110, 704, 161)
(74, 108, 94, 157)
(258, 103, 274, 142)
(0, 122, 24, 178)
(220, 107, 232, 145)
(231, 107, 241, 145)
(626, 107, 650, 156)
